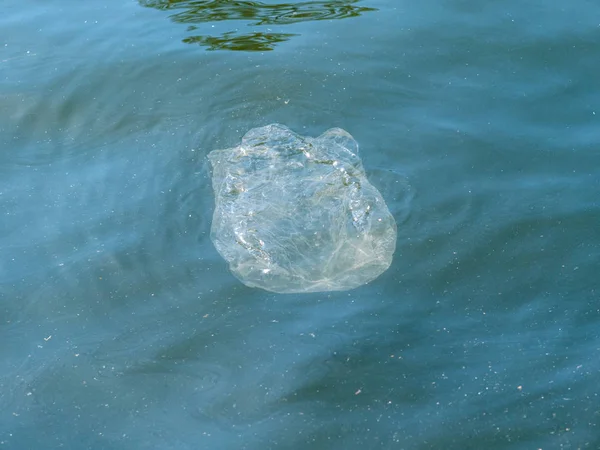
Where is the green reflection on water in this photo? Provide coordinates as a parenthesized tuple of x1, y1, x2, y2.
(183, 30, 298, 51)
(140, 0, 376, 51)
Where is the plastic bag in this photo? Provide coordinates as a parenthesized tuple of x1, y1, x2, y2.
(208, 124, 396, 293)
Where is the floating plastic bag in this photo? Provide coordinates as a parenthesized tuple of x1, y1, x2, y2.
(208, 124, 397, 293)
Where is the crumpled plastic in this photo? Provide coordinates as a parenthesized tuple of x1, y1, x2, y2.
(208, 124, 397, 293)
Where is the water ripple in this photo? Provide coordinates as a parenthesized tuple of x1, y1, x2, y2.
(139, 0, 377, 51)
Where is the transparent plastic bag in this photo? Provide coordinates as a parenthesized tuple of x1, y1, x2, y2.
(208, 124, 397, 293)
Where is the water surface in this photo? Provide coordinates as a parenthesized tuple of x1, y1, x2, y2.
(1, 0, 599, 448)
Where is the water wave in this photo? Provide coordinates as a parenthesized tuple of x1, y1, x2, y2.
(140, 0, 376, 50)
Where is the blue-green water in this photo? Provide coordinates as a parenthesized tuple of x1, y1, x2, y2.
(1, 0, 599, 448)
